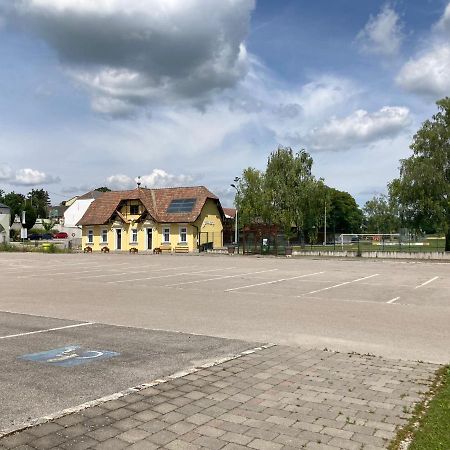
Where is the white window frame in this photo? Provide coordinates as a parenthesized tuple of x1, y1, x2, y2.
(131, 228, 138, 244)
(162, 226, 170, 244)
(179, 225, 187, 244)
(87, 229, 94, 244)
(101, 229, 108, 243)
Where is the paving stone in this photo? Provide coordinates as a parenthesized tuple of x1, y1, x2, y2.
(30, 433, 66, 449)
(86, 425, 120, 441)
(116, 427, 150, 443)
(27, 423, 63, 438)
(248, 438, 283, 450)
(192, 435, 226, 449)
(0, 432, 34, 448)
(146, 429, 178, 445)
(111, 416, 143, 432)
(94, 436, 129, 449)
(0, 346, 438, 450)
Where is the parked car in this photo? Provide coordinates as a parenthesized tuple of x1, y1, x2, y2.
(41, 233, 53, 240)
(53, 232, 69, 239)
(27, 233, 42, 240)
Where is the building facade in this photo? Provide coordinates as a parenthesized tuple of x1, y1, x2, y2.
(0, 203, 11, 244)
(78, 186, 224, 252)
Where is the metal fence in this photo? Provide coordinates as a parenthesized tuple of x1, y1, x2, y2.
(296, 234, 447, 253)
(234, 232, 447, 255)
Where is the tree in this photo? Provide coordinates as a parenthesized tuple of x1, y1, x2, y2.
(389, 98, 450, 251)
(235, 168, 269, 226)
(95, 187, 111, 192)
(42, 220, 57, 232)
(327, 188, 363, 234)
(2, 192, 25, 226)
(23, 203, 37, 230)
(27, 189, 50, 218)
(363, 194, 399, 234)
(265, 147, 319, 244)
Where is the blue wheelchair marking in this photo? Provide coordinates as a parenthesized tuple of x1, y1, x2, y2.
(20, 345, 119, 367)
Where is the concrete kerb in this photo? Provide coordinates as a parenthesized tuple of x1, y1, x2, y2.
(0, 343, 275, 439)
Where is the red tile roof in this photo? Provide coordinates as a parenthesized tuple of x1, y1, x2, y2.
(78, 186, 223, 225)
(223, 208, 236, 219)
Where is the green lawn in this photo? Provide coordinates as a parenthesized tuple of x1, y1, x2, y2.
(390, 366, 450, 450)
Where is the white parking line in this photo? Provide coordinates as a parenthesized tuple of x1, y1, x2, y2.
(225, 271, 324, 292)
(0, 322, 94, 340)
(387, 297, 400, 304)
(108, 267, 236, 284)
(414, 276, 439, 289)
(299, 274, 380, 296)
(73, 265, 183, 280)
(165, 269, 278, 287)
(18, 268, 105, 279)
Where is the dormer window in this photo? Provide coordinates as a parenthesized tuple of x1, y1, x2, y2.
(130, 204, 139, 215)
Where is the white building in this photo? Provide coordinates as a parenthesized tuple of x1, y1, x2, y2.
(61, 191, 104, 238)
(0, 203, 11, 244)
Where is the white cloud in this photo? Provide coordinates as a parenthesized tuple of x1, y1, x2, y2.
(307, 106, 411, 151)
(396, 3, 450, 99)
(435, 2, 450, 34)
(356, 4, 404, 56)
(5, 0, 255, 116)
(0, 164, 60, 185)
(0, 164, 13, 180)
(10, 168, 60, 186)
(396, 44, 450, 98)
(106, 169, 194, 190)
(106, 174, 134, 190)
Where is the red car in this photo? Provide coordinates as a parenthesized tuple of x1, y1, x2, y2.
(53, 232, 69, 239)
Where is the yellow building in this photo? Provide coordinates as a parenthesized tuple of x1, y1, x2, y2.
(78, 186, 224, 253)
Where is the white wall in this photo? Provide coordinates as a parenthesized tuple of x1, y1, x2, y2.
(64, 199, 94, 227)
(0, 213, 10, 244)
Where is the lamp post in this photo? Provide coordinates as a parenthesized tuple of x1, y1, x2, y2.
(230, 177, 240, 252)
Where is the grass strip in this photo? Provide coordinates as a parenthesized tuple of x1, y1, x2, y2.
(389, 365, 450, 450)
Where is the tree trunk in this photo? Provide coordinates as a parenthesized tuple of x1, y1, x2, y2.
(446, 228, 450, 252)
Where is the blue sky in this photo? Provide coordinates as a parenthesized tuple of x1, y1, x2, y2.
(0, 0, 449, 207)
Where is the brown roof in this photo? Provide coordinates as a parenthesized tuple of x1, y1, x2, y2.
(78, 190, 106, 200)
(223, 208, 236, 219)
(78, 186, 223, 225)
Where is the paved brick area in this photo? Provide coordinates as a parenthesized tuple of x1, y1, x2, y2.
(0, 346, 438, 450)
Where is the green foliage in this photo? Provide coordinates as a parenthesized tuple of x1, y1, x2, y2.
(42, 220, 56, 232)
(2, 191, 25, 226)
(265, 147, 320, 242)
(363, 194, 399, 234)
(95, 186, 111, 192)
(235, 146, 329, 243)
(327, 187, 363, 234)
(23, 204, 37, 230)
(235, 168, 269, 226)
(27, 188, 50, 218)
(390, 98, 450, 251)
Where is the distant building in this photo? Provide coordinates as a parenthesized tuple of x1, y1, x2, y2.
(62, 190, 105, 238)
(223, 207, 236, 244)
(0, 203, 11, 244)
(78, 186, 224, 253)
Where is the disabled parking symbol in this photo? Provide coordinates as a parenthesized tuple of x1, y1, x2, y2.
(20, 345, 119, 367)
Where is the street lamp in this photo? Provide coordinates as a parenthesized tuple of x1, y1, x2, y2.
(230, 177, 240, 251)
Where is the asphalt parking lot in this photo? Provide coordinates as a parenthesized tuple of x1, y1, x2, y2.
(0, 252, 448, 444)
(0, 311, 255, 433)
(1, 253, 448, 362)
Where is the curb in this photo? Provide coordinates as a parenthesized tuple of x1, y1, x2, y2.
(0, 343, 275, 439)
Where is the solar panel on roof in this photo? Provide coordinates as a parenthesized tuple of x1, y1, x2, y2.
(166, 198, 196, 213)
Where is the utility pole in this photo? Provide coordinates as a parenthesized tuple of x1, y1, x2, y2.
(230, 177, 240, 253)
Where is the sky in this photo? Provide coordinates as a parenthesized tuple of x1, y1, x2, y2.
(0, 0, 449, 208)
